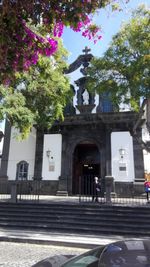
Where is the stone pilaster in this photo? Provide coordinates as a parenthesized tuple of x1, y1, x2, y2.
(0, 120, 11, 180)
(105, 127, 112, 176)
(33, 129, 44, 180)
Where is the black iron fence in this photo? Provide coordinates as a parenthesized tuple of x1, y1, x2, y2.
(0, 177, 149, 206)
(0, 180, 10, 201)
(17, 180, 41, 202)
(79, 175, 149, 206)
(0, 180, 41, 202)
(79, 175, 105, 204)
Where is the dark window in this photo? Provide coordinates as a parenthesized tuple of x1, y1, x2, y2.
(101, 93, 113, 112)
(16, 161, 28, 180)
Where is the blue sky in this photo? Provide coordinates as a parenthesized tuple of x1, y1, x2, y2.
(62, 0, 148, 64)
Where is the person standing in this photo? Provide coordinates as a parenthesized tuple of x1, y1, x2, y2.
(144, 180, 150, 201)
(92, 176, 101, 202)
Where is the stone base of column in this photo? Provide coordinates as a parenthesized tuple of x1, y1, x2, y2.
(10, 182, 17, 203)
(0, 176, 8, 181)
(56, 190, 68, 196)
(104, 192, 116, 197)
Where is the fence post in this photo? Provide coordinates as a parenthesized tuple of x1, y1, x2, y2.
(10, 182, 17, 203)
(105, 176, 114, 204)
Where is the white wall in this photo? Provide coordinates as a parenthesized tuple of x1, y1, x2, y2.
(143, 150, 150, 173)
(111, 132, 135, 182)
(142, 125, 150, 174)
(7, 127, 36, 180)
(42, 134, 62, 180)
(0, 119, 5, 155)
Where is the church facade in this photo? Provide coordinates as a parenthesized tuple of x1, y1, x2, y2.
(0, 48, 146, 196)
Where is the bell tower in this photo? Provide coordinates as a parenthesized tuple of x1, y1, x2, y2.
(75, 47, 96, 113)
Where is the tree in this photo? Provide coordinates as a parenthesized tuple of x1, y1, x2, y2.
(87, 5, 150, 109)
(0, 0, 129, 84)
(0, 38, 71, 139)
(87, 5, 150, 150)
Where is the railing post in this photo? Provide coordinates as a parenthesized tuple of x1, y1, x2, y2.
(10, 181, 17, 203)
(105, 176, 114, 204)
(56, 176, 68, 196)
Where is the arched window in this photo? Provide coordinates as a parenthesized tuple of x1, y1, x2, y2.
(16, 161, 29, 180)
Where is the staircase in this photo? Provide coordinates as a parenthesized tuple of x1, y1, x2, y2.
(0, 202, 150, 236)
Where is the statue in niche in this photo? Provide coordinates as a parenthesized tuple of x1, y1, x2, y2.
(82, 89, 89, 105)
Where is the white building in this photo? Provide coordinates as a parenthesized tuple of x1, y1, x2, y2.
(0, 49, 148, 196)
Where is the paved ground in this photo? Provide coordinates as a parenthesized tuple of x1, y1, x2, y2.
(0, 241, 88, 267)
(0, 228, 123, 248)
(0, 228, 148, 267)
(0, 196, 148, 266)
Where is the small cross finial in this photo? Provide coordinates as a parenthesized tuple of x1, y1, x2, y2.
(82, 46, 91, 55)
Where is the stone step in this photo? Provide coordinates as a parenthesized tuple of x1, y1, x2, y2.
(0, 210, 150, 221)
(0, 221, 149, 236)
(0, 215, 150, 227)
(0, 204, 150, 219)
(0, 202, 149, 212)
(0, 208, 149, 219)
(0, 202, 150, 237)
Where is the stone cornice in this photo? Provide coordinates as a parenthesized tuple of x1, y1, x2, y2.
(53, 111, 138, 127)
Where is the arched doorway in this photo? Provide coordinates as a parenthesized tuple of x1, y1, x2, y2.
(72, 142, 100, 194)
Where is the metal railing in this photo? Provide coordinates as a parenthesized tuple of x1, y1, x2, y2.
(0, 180, 41, 203)
(17, 180, 41, 202)
(79, 175, 149, 206)
(0, 181, 11, 201)
(0, 177, 149, 206)
(79, 175, 105, 204)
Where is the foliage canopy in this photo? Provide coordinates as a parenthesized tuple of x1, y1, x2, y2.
(0, 0, 129, 84)
(87, 5, 150, 111)
(0, 38, 71, 138)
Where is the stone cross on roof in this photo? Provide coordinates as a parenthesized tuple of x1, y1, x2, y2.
(82, 46, 91, 55)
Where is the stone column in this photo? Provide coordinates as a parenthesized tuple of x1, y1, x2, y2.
(57, 133, 69, 196)
(10, 182, 17, 203)
(133, 129, 144, 179)
(146, 98, 150, 131)
(56, 176, 68, 196)
(105, 127, 112, 176)
(0, 120, 11, 180)
(105, 176, 114, 204)
(33, 129, 44, 180)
